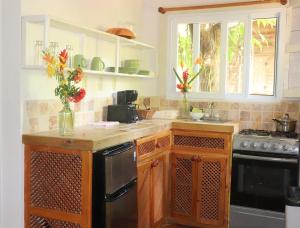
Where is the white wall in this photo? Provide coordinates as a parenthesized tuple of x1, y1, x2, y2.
(0, 0, 23, 227)
(21, 0, 161, 101)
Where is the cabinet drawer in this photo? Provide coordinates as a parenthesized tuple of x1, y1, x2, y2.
(172, 130, 230, 154)
(136, 131, 171, 161)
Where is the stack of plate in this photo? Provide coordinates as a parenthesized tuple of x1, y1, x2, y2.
(124, 59, 139, 74)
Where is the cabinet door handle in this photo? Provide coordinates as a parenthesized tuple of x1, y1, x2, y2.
(151, 160, 159, 168)
(191, 155, 200, 162)
(156, 142, 162, 148)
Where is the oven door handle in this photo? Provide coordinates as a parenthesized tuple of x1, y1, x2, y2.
(233, 153, 298, 163)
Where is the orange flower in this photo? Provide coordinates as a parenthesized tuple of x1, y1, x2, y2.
(43, 53, 55, 64)
(180, 61, 184, 69)
(59, 49, 68, 65)
(194, 57, 202, 65)
(73, 68, 83, 83)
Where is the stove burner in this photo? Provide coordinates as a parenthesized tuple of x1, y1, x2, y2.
(239, 129, 299, 139)
(239, 129, 271, 136)
(271, 131, 299, 139)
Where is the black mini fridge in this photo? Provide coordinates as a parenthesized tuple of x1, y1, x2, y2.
(92, 142, 137, 228)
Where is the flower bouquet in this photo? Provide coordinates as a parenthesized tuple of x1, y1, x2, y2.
(43, 49, 86, 135)
(173, 58, 202, 116)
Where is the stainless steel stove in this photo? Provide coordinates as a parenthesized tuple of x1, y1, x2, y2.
(230, 129, 300, 228)
(233, 129, 299, 156)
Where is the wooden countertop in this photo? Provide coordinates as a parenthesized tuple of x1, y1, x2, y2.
(22, 119, 239, 151)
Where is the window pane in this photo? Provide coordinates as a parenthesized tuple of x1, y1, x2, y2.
(250, 17, 278, 96)
(227, 22, 245, 94)
(177, 24, 193, 71)
(199, 23, 221, 92)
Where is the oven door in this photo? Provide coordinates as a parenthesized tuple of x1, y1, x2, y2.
(231, 150, 299, 212)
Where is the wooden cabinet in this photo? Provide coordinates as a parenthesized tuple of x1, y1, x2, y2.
(170, 130, 232, 228)
(136, 131, 170, 228)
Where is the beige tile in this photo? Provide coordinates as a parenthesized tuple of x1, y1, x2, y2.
(239, 121, 251, 130)
(262, 122, 275, 131)
(251, 104, 262, 111)
(48, 100, 62, 115)
(26, 100, 39, 118)
(240, 111, 250, 121)
(230, 103, 239, 110)
(214, 102, 230, 110)
(287, 112, 299, 121)
(287, 103, 299, 112)
(39, 102, 49, 115)
(273, 112, 283, 119)
(251, 112, 262, 122)
(160, 98, 169, 107)
(198, 102, 209, 109)
(239, 103, 251, 111)
(29, 118, 39, 133)
(273, 103, 282, 112)
(169, 100, 179, 109)
(217, 110, 229, 120)
(49, 116, 57, 130)
(262, 104, 273, 111)
(250, 121, 262, 130)
(228, 110, 239, 121)
(262, 112, 273, 122)
(150, 96, 160, 108)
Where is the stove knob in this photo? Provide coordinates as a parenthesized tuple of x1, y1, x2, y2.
(251, 142, 259, 149)
(240, 141, 249, 148)
(283, 145, 292, 151)
(261, 143, 271, 150)
(272, 144, 282, 150)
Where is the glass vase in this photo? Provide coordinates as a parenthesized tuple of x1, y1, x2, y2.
(180, 92, 190, 118)
(58, 105, 74, 136)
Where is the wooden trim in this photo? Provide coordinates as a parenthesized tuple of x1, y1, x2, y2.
(29, 207, 82, 224)
(81, 151, 93, 228)
(24, 145, 31, 228)
(158, 0, 287, 14)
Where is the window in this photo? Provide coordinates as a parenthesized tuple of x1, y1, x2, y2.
(169, 8, 285, 100)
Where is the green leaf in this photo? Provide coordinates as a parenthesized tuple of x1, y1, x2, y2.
(173, 67, 183, 84)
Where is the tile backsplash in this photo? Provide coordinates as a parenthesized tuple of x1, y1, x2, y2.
(23, 96, 300, 134)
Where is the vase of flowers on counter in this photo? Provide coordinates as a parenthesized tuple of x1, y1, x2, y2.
(173, 58, 202, 118)
(43, 49, 86, 136)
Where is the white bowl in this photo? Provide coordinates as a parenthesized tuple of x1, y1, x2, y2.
(190, 112, 204, 120)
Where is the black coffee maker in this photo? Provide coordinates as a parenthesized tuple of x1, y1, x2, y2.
(107, 90, 139, 123)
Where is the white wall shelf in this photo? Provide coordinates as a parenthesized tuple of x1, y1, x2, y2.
(22, 65, 156, 79)
(22, 15, 157, 78)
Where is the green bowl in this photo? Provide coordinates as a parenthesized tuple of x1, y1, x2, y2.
(137, 70, 150, 75)
(118, 67, 127, 73)
(125, 67, 138, 74)
(105, 67, 115, 72)
(124, 59, 139, 68)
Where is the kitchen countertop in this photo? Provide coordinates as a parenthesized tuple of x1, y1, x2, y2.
(22, 119, 239, 151)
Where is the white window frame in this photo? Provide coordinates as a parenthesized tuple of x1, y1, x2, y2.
(166, 7, 287, 102)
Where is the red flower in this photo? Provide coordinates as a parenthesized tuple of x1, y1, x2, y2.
(59, 49, 68, 64)
(183, 70, 189, 82)
(71, 88, 86, 103)
(73, 68, 83, 83)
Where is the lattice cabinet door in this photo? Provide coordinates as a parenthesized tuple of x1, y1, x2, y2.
(24, 145, 93, 228)
(171, 152, 197, 220)
(137, 159, 152, 228)
(151, 153, 167, 226)
(196, 155, 227, 226)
